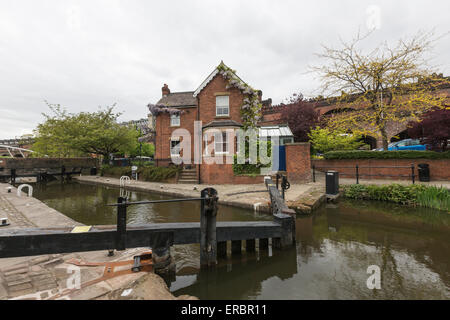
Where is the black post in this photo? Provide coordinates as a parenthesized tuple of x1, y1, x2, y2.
(312, 164, 316, 182)
(139, 143, 142, 166)
(61, 165, 66, 182)
(276, 173, 280, 190)
(411, 164, 415, 184)
(11, 169, 16, 184)
(356, 164, 359, 184)
(116, 197, 127, 251)
(200, 188, 218, 268)
(281, 175, 290, 200)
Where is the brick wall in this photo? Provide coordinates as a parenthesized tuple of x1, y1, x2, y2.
(200, 156, 264, 184)
(154, 107, 198, 161)
(197, 74, 244, 126)
(285, 143, 311, 183)
(311, 158, 450, 181)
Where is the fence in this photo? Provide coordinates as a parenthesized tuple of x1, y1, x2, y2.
(312, 163, 416, 184)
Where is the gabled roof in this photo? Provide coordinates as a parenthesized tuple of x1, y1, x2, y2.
(156, 91, 197, 107)
(193, 61, 247, 97)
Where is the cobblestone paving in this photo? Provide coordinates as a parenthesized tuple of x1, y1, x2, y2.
(0, 194, 36, 228)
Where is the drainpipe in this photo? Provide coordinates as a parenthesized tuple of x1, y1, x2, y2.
(197, 95, 201, 184)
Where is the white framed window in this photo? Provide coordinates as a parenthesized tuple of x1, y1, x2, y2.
(170, 114, 180, 126)
(214, 132, 228, 154)
(216, 96, 229, 116)
(170, 139, 181, 156)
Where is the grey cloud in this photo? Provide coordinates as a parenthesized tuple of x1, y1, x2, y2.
(0, 0, 449, 138)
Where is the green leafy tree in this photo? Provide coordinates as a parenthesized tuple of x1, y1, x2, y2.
(308, 127, 366, 154)
(128, 142, 155, 158)
(33, 102, 138, 159)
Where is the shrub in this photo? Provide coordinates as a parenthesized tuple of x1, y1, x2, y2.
(308, 127, 366, 154)
(324, 150, 450, 160)
(232, 139, 271, 175)
(100, 165, 180, 182)
(138, 166, 180, 182)
(342, 184, 450, 211)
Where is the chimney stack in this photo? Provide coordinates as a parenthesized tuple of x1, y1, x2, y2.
(162, 84, 170, 97)
(257, 90, 263, 101)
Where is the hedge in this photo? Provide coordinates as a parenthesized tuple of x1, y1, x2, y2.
(324, 150, 450, 160)
(100, 165, 180, 182)
(342, 184, 450, 211)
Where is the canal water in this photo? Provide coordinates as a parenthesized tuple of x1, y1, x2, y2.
(32, 181, 450, 300)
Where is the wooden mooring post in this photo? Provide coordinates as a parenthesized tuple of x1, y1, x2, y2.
(200, 188, 219, 268)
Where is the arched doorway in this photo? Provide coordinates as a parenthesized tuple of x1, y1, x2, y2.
(360, 135, 377, 150)
(390, 130, 409, 143)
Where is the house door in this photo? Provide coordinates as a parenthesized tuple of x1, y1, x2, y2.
(272, 145, 286, 172)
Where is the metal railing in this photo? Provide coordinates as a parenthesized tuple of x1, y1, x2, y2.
(312, 163, 416, 184)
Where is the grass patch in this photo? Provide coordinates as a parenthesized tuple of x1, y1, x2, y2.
(342, 183, 450, 212)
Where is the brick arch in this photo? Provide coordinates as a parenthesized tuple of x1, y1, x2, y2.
(360, 135, 377, 149)
(322, 107, 356, 115)
(389, 129, 410, 143)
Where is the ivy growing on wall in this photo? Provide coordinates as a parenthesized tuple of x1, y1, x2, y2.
(216, 63, 262, 129)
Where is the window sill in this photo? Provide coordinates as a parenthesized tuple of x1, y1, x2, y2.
(215, 116, 230, 119)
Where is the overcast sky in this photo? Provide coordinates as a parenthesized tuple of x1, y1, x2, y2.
(0, 0, 449, 139)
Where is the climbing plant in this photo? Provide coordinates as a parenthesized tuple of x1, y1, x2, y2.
(217, 63, 262, 129)
(147, 103, 185, 116)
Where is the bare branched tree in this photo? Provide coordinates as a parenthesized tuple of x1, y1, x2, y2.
(311, 31, 449, 149)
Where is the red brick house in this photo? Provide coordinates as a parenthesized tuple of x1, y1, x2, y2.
(152, 62, 293, 184)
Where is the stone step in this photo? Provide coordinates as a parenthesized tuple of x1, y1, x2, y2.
(180, 173, 197, 178)
(178, 179, 198, 184)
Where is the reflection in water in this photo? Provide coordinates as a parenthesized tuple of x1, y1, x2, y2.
(33, 182, 449, 299)
(174, 201, 449, 299)
(33, 181, 271, 225)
